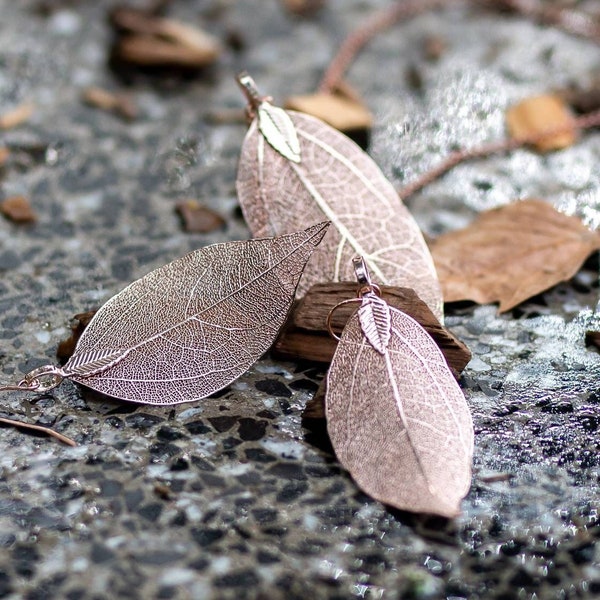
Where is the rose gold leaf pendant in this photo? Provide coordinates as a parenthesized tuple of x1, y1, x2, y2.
(0, 223, 329, 405)
(325, 257, 474, 518)
(235, 72, 443, 321)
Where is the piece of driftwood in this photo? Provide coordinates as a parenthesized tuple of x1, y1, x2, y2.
(272, 282, 471, 419)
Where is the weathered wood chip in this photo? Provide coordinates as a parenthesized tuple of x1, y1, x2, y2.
(291, 282, 471, 421)
(274, 282, 470, 372)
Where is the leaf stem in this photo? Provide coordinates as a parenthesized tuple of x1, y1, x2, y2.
(0, 416, 77, 446)
(319, 0, 457, 94)
(319, 0, 599, 94)
(398, 109, 600, 200)
(485, 0, 600, 42)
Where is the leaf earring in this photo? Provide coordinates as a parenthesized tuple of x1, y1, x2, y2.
(0, 223, 329, 405)
(235, 72, 443, 321)
(325, 257, 474, 518)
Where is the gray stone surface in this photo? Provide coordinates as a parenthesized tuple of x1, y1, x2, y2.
(0, 1, 599, 598)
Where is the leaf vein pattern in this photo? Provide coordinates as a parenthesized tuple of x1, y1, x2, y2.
(289, 162, 388, 285)
(84, 230, 322, 358)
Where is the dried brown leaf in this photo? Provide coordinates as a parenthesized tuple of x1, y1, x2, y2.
(0, 103, 34, 130)
(236, 77, 443, 319)
(0, 147, 9, 167)
(430, 199, 600, 312)
(110, 8, 221, 69)
(326, 292, 473, 517)
(284, 86, 373, 133)
(175, 200, 226, 233)
(506, 94, 577, 152)
(280, 0, 325, 16)
(1, 196, 37, 223)
(115, 34, 218, 68)
(82, 86, 137, 121)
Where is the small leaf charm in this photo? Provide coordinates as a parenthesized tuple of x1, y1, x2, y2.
(358, 295, 391, 354)
(257, 103, 301, 163)
(2, 223, 329, 405)
(325, 258, 473, 518)
(236, 73, 443, 321)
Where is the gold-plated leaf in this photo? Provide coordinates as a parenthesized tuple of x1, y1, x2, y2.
(236, 76, 443, 320)
(62, 223, 329, 404)
(326, 292, 473, 517)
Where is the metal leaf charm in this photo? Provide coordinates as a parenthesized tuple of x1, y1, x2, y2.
(63, 348, 132, 377)
(325, 260, 473, 517)
(236, 74, 443, 320)
(2, 223, 329, 405)
(257, 103, 301, 163)
(358, 294, 391, 354)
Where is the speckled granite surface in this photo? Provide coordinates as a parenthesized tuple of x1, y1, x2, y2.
(0, 1, 599, 599)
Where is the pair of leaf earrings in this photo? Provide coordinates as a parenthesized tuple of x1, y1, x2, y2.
(1, 74, 473, 517)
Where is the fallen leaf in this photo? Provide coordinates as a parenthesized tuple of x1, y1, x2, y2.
(1, 196, 37, 223)
(82, 86, 137, 121)
(284, 87, 373, 136)
(109, 7, 221, 70)
(280, 0, 325, 16)
(430, 199, 600, 312)
(326, 267, 473, 518)
(113, 35, 217, 68)
(0, 103, 34, 130)
(236, 73, 443, 320)
(175, 200, 226, 233)
(506, 94, 576, 152)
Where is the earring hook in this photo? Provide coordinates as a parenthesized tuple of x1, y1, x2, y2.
(326, 256, 382, 340)
(0, 364, 75, 446)
(235, 71, 273, 121)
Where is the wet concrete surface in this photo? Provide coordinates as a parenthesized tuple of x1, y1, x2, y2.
(0, 1, 599, 598)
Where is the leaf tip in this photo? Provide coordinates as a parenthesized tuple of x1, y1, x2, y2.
(305, 220, 331, 245)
